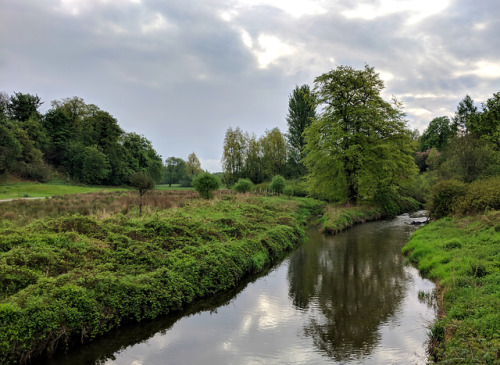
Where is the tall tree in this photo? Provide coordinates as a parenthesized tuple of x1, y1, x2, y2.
(245, 134, 263, 183)
(260, 128, 287, 180)
(122, 132, 163, 182)
(7, 92, 43, 122)
(419, 116, 453, 152)
(471, 92, 500, 148)
(186, 152, 203, 176)
(286, 85, 316, 177)
(452, 95, 478, 135)
(304, 65, 417, 203)
(221, 127, 248, 186)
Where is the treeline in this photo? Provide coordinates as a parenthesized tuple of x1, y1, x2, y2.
(222, 85, 315, 187)
(414, 93, 500, 217)
(222, 65, 499, 215)
(0, 92, 205, 186)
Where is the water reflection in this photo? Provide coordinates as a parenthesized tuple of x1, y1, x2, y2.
(41, 216, 435, 365)
(288, 219, 432, 363)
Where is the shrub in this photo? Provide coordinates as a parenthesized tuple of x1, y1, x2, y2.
(427, 179, 467, 218)
(453, 176, 500, 216)
(192, 172, 220, 199)
(270, 175, 286, 194)
(233, 178, 254, 193)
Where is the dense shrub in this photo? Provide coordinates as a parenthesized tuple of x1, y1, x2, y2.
(270, 175, 286, 194)
(233, 178, 254, 193)
(192, 172, 220, 199)
(453, 176, 500, 215)
(427, 179, 467, 218)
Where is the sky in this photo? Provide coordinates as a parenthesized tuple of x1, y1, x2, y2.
(1, 0, 499, 172)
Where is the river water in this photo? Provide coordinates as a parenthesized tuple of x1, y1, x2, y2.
(43, 212, 435, 365)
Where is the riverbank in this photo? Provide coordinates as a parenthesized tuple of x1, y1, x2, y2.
(402, 210, 500, 363)
(0, 194, 324, 364)
(319, 204, 384, 234)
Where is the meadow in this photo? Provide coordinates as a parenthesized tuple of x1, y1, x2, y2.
(402, 211, 500, 363)
(0, 190, 324, 364)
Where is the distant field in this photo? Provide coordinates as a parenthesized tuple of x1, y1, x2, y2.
(156, 184, 194, 191)
(0, 182, 128, 200)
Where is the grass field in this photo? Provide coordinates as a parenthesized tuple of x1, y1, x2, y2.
(402, 211, 500, 363)
(0, 182, 129, 200)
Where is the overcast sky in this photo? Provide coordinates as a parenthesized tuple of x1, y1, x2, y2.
(1, 0, 499, 171)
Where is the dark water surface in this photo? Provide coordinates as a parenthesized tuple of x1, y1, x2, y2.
(44, 212, 435, 365)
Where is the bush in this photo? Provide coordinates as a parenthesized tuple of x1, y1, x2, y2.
(233, 178, 254, 193)
(427, 179, 467, 218)
(16, 162, 54, 183)
(192, 172, 220, 199)
(453, 176, 500, 215)
(270, 175, 286, 194)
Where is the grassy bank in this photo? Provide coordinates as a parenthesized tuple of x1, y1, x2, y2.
(0, 182, 128, 200)
(319, 204, 384, 234)
(0, 192, 323, 364)
(402, 211, 500, 363)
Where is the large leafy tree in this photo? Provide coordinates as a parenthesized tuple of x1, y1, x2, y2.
(7, 92, 43, 122)
(286, 84, 316, 177)
(222, 127, 248, 186)
(260, 128, 287, 180)
(164, 157, 187, 186)
(304, 65, 417, 203)
(419, 116, 453, 152)
(122, 132, 163, 182)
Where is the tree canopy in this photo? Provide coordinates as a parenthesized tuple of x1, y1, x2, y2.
(304, 65, 417, 203)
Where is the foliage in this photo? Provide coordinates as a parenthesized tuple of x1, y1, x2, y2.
(286, 85, 316, 177)
(452, 177, 500, 216)
(164, 157, 188, 187)
(130, 171, 155, 197)
(452, 94, 478, 134)
(222, 127, 248, 186)
(439, 134, 499, 183)
(192, 172, 220, 199)
(270, 175, 286, 194)
(304, 65, 417, 204)
(402, 212, 500, 363)
(130, 171, 155, 214)
(233, 178, 254, 193)
(6, 92, 43, 122)
(418, 116, 453, 152)
(427, 179, 467, 218)
(0, 92, 164, 186)
(0, 194, 323, 363)
(186, 152, 203, 177)
(260, 128, 288, 180)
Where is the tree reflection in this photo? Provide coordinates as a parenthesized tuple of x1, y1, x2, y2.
(288, 222, 411, 361)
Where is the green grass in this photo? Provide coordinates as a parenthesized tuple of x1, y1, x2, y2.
(0, 182, 128, 200)
(402, 211, 500, 363)
(0, 193, 323, 364)
(319, 204, 383, 234)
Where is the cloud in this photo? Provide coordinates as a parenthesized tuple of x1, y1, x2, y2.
(1, 0, 499, 171)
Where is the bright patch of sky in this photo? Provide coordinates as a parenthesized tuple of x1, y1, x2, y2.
(341, 0, 451, 24)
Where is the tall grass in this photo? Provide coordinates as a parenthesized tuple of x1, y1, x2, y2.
(0, 193, 323, 364)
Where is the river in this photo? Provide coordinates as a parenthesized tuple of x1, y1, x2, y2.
(42, 212, 435, 365)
